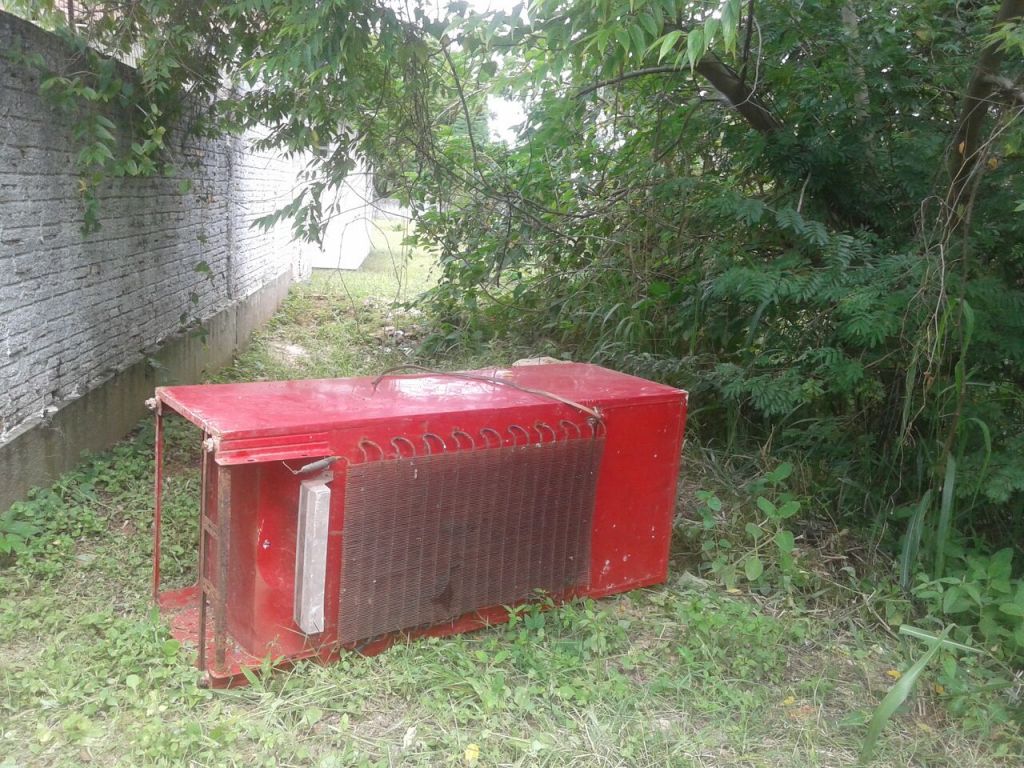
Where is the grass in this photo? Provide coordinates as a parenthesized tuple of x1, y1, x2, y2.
(1, 222, 1022, 767)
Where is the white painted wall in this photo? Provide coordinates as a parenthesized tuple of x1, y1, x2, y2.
(306, 167, 374, 271)
(0, 11, 313, 441)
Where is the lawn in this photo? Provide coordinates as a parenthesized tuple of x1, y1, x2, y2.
(0, 223, 1020, 767)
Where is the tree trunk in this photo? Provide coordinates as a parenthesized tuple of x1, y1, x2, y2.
(947, 0, 1024, 217)
(841, 4, 870, 121)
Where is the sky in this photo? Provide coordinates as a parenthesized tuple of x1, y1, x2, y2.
(488, 96, 527, 144)
(462, 0, 528, 144)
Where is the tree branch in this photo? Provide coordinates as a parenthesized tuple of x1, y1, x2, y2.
(982, 73, 1024, 107)
(576, 56, 781, 135)
(575, 65, 689, 98)
(440, 42, 482, 172)
(738, 0, 756, 86)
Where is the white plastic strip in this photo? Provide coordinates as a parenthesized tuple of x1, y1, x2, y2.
(294, 474, 331, 634)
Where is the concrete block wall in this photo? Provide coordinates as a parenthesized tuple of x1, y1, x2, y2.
(0, 11, 311, 507)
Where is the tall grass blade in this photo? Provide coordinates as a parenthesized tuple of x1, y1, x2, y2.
(933, 454, 957, 579)
(858, 625, 952, 766)
(744, 295, 772, 348)
(898, 352, 918, 445)
(899, 490, 931, 590)
(960, 298, 975, 353)
(898, 624, 980, 655)
(965, 416, 992, 512)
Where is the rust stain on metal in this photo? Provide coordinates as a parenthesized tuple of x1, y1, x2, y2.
(214, 466, 232, 671)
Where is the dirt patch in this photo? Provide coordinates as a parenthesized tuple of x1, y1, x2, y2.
(267, 341, 311, 366)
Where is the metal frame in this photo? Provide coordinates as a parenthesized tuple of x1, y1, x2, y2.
(151, 400, 163, 603)
(151, 400, 232, 683)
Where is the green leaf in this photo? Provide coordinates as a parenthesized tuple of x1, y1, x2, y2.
(960, 298, 975, 353)
(721, 0, 740, 54)
(652, 30, 683, 62)
(704, 18, 721, 48)
(629, 24, 648, 55)
(897, 625, 981, 654)
(240, 666, 261, 686)
(899, 491, 932, 591)
(686, 28, 705, 70)
(303, 707, 323, 726)
(2, 520, 37, 537)
(93, 124, 115, 143)
(859, 626, 952, 765)
(756, 496, 776, 516)
(764, 462, 793, 484)
(961, 581, 982, 606)
(162, 639, 181, 656)
(774, 529, 795, 554)
(615, 26, 632, 55)
(745, 522, 764, 540)
(744, 556, 764, 581)
(125, 674, 140, 690)
(639, 13, 659, 39)
(776, 500, 800, 519)
(39, 75, 66, 93)
(942, 586, 970, 614)
(933, 454, 957, 579)
(988, 548, 1013, 581)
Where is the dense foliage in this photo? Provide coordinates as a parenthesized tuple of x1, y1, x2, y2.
(376, 0, 1024, 662)
(412, 0, 1024, 662)
(7, 0, 1024, 666)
